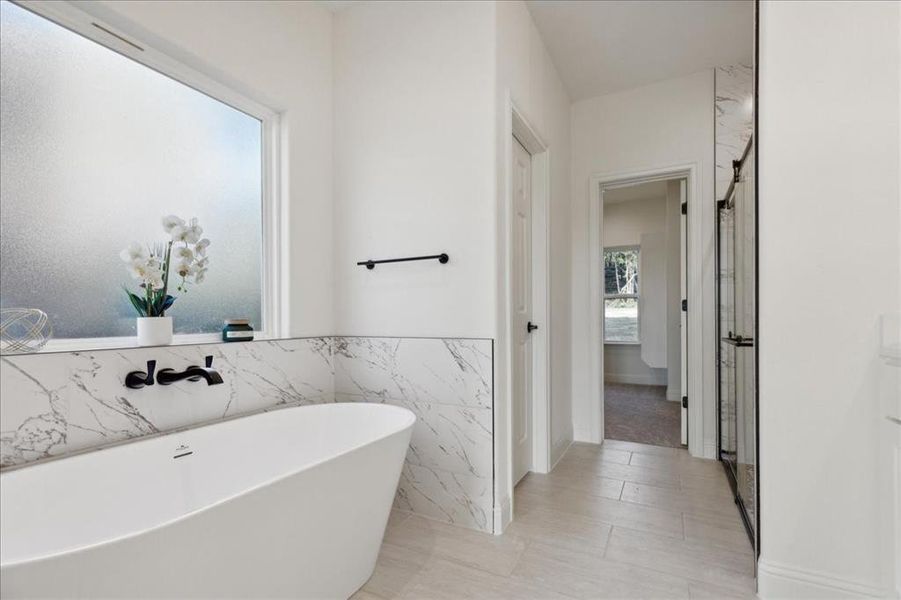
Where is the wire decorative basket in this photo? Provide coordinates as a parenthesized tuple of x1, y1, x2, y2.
(0, 308, 53, 354)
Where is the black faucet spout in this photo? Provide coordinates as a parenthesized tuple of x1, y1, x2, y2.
(156, 356, 224, 386)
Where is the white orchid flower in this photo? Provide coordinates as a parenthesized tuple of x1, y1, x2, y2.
(170, 224, 188, 243)
(173, 246, 194, 263)
(127, 262, 147, 280)
(146, 269, 165, 290)
(183, 218, 203, 245)
(161, 215, 185, 234)
(120, 242, 147, 263)
(123, 215, 209, 309)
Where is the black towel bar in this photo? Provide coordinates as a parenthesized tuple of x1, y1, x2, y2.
(357, 253, 449, 270)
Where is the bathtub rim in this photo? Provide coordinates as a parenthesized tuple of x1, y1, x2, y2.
(0, 401, 415, 569)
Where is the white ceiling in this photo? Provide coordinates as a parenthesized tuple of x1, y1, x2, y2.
(525, 0, 754, 101)
(603, 180, 668, 205)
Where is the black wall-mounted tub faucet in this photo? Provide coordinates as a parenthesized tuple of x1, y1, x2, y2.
(156, 355, 224, 386)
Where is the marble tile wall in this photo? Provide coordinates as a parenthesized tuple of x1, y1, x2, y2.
(0, 338, 334, 468)
(715, 63, 754, 201)
(0, 335, 495, 533)
(333, 337, 494, 533)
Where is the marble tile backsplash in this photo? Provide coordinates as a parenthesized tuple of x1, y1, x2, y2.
(0, 338, 334, 468)
(715, 63, 754, 201)
(0, 335, 495, 533)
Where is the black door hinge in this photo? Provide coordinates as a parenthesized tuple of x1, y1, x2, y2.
(682, 396, 688, 409)
(680, 202, 687, 215)
(681, 298, 687, 312)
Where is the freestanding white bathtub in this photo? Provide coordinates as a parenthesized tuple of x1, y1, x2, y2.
(0, 402, 415, 599)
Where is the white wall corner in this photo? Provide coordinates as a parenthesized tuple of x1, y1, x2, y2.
(758, 559, 892, 599)
(493, 493, 513, 535)
(572, 423, 593, 444)
(666, 385, 680, 402)
(701, 440, 717, 461)
(550, 436, 574, 470)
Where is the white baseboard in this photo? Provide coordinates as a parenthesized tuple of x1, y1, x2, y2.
(493, 493, 512, 536)
(604, 373, 667, 386)
(550, 437, 573, 471)
(702, 440, 717, 460)
(758, 558, 891, 599)
(666, 386, 681, 401)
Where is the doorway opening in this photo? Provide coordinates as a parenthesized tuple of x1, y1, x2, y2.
(601, 178, 687, 448)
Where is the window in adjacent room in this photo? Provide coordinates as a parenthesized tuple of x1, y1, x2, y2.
(0, 1, 279, 345)
(603, 246, 640, 343)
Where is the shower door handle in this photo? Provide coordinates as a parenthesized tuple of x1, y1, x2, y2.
(722, 334, 754, 347)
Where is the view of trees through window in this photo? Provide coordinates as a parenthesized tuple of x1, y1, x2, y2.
(604, 247, 640, 343)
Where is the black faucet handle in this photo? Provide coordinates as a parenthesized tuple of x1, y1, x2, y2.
(125, 359, 157, 389)
(205, 355, 214, 368)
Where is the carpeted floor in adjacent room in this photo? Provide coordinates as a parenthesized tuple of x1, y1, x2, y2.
(604, 383, 683, 448)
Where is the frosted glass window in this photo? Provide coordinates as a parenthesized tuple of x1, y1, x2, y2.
(0, 1, 263, 339)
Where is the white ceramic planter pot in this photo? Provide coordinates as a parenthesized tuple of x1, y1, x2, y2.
(136, 317, 173, 347)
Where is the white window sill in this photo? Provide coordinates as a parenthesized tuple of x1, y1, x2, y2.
(8, 332, 273, 356)
(604, 340, 641, 346)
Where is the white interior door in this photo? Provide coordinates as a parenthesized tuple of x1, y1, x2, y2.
(680, 179, 688, 446)
(512, 137, 533, 485)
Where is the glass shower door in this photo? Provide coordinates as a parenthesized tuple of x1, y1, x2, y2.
(718, 138, 757, 549)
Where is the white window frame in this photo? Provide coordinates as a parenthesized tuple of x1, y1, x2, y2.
(6, 1, 285, 352)
(603, 244, 641, 345)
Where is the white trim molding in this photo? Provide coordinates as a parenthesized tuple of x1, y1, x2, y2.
(605, 373, 668, 386)
(493, 493, 513, 537)
(758, 558, 892, 599)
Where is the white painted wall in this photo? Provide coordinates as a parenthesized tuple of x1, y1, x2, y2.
(605, 344, 667, 386)
(603, 196, 666, 246)
(495, 0, 573, 530)
(82, 0, 335, 337)
(332, 1, 496, 338)
(571, 71, 716, 456)
(638, 231, 667, 369)
(331, 0, 572, 533)
(602, 195, 670, 386)
(664, 180, 682, 401)
(757, 1, 900, 597)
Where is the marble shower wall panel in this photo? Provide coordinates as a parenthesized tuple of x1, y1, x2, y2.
(0, 338, 334, 468)
(715, 64, 754, 200)
(333, 336, 494, 532)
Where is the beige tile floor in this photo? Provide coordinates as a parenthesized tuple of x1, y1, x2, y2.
(352, 440, 756, 599)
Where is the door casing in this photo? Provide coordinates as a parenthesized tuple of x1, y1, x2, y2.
(495, 100, 551, 534)
(588, 163, 705, 458)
